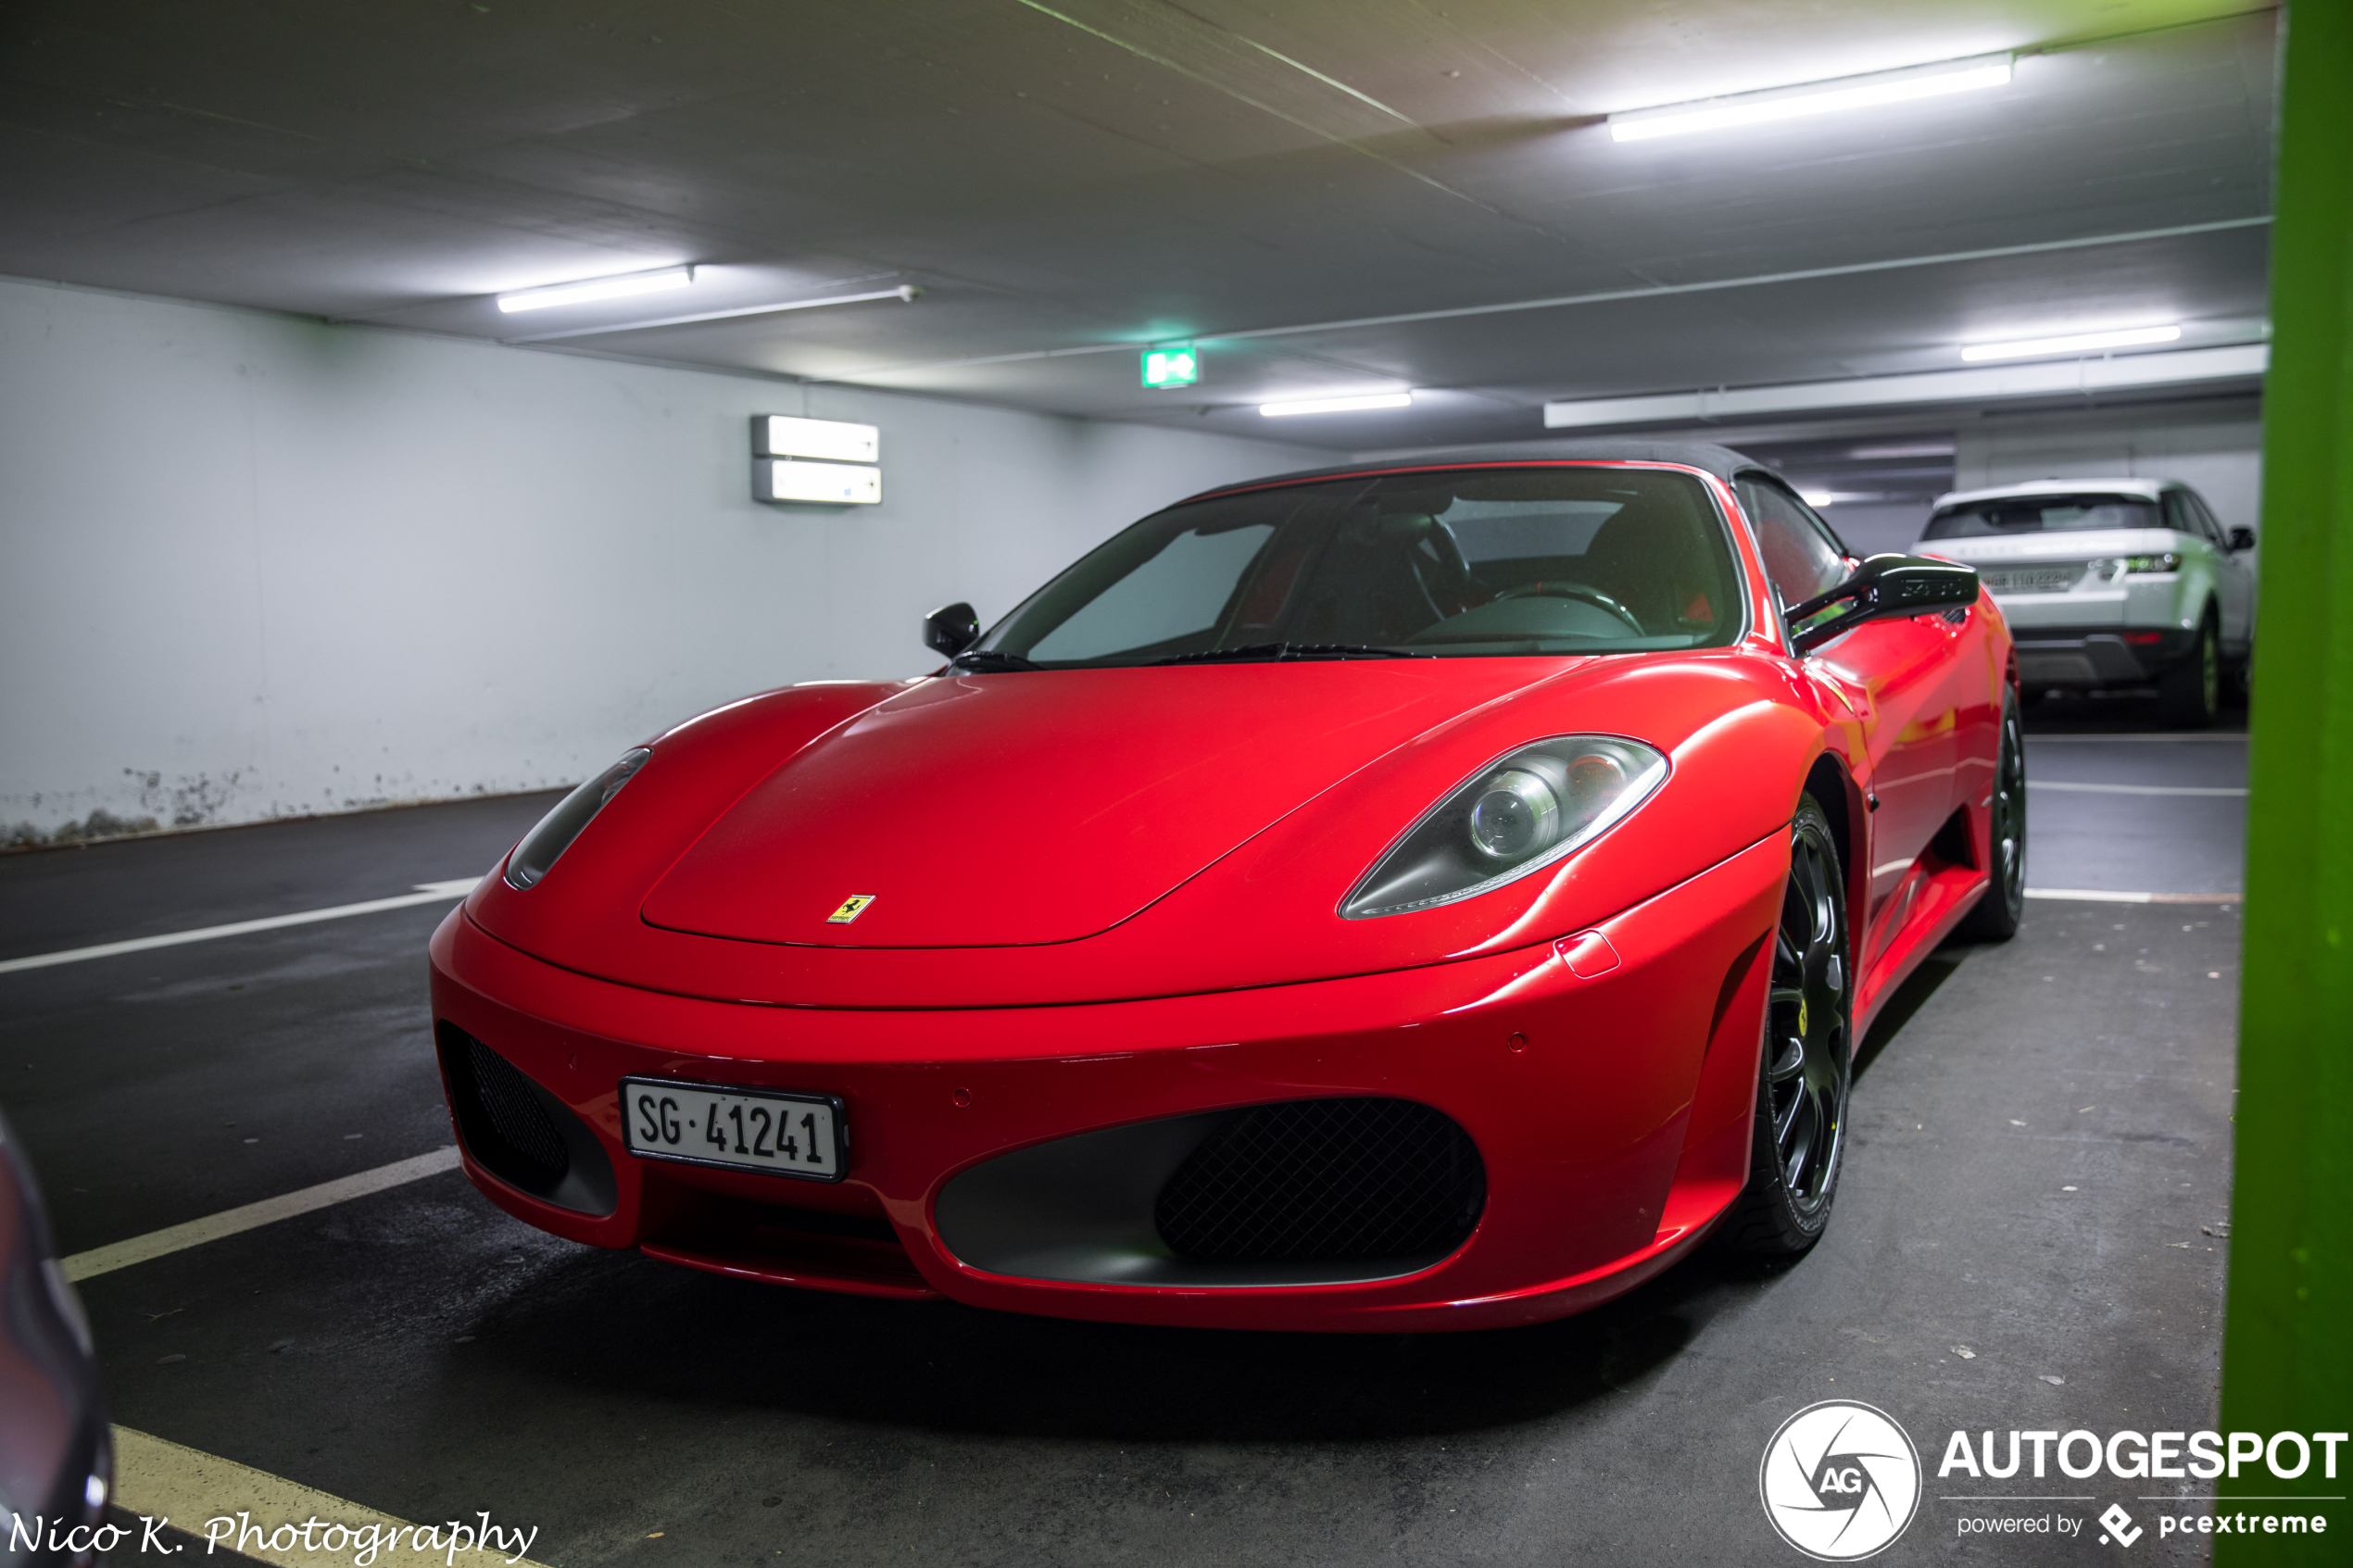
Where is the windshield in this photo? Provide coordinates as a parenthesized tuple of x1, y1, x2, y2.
(972, 466, 1743, 667)
(1923, 494, 2161, 539)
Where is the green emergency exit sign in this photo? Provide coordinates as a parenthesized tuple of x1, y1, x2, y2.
(1141, 344, 1199, 388)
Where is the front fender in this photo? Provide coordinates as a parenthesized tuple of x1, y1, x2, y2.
(464, 681, 908, 962)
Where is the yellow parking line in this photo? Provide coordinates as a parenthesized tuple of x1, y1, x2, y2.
(62, 1148, 460, 1283)
(112, 1426, 554, 1567)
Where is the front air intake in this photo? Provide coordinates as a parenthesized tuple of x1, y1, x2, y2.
(933, 1098, 1487, 1287)
(1153, 1098, 1485, 1263)
(436, 1022, 617, 1216)
(465, 1036, 569, 1181)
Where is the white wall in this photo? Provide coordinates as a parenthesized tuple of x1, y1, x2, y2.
(0, 277, 1328, 838)
(1818, 502, 1934, 558)
(1951, 396, 2264, 534)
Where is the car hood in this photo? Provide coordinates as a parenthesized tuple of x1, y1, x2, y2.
(1918, 528, 2191, 563)
(638, 660, 1573, 948)
(463, 651, 1827, 1006)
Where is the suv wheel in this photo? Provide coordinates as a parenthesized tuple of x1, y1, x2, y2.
(2158, 613, 2220, 729)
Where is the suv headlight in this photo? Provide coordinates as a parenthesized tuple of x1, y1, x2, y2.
(504, 748, 652, 890)
(1341, 736, 1667, 919)
(2120, 552, 2183, 574)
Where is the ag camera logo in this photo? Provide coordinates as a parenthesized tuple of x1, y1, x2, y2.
(1760, 1401, 1923, 1560)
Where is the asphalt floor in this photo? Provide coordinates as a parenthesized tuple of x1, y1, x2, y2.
(0, 699, 2248, 1567)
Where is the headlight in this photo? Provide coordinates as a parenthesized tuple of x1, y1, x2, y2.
(504, 747, 652, 890)
(2120, 552, 2183, 574)
(1341, 736, 1667, 919)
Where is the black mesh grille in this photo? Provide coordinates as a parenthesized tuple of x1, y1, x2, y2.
(465, 1036, 569, 1180)
(1154, 1098, 1485, 1263)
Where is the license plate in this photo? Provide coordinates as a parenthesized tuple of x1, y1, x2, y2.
(620, 1077, 846, 1182)
(1982, 566, 2078, 594)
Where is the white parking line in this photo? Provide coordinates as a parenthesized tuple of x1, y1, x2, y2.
(2022, 734, 2247, 744)
(2024, 888, 2243, 905)
(2026, 781, 2247, 797)
(61, 1148, 461, 1282)
(0, 879, 481, 976)
(113, 1425, 555, 1567)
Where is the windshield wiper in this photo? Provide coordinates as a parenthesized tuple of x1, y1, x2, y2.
(1151, 642, 1423, 665)
(948, 648, 1042, 672)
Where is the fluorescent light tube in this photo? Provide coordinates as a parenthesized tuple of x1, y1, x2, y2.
(1847, 442, 1956, 459)
(503, 285, 919, 344)
(761, 459, 882, 506)
(1609, 54, 2011, 143)
(1259, 392, 1415, 417)
(1800, 491, 1839, 508)
(496, 266, 694, 314)
(756, 416, 879, 464)
(1959, 325, 2183, 361)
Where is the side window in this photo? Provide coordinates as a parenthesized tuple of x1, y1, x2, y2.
(2185, 492, 2228, 546)
(2161, 490, 2220, 544)
(1788, 489, 1852, 558)
(1736, 476, 1848, 604)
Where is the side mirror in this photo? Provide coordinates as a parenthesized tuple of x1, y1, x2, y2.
(924, 601, 980, 658)
(1787, 554, 1980, 654)
(2228, 526, 2257, 552)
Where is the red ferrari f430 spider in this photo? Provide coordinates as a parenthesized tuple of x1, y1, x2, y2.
(430, 442, 2021, 1332)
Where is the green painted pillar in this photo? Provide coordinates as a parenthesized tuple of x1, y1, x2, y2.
(2217, 2, 2353, 1559)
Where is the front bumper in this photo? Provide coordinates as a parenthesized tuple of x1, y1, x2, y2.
(427, 832, 1784, 1333)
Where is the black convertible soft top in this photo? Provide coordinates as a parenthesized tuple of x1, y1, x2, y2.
(1181, 440, 1760, 504)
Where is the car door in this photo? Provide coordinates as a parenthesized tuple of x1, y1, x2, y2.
(1739, 473, 1960, 964)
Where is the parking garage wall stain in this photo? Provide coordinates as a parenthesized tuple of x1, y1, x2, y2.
(0, 278, 1329, 843)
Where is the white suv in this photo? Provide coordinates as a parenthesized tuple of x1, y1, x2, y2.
(1917, 478, 2257, 726)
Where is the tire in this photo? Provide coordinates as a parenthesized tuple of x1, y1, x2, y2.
(2157, 612, 2220, 728)
(1957, 690, 2025, 941)
(1718, 795, 1852, 1259)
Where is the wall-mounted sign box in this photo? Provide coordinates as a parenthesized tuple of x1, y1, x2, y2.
(761, 458, 882, 506)
(752, 415, 882, 505)
(756, 415, 878, 463)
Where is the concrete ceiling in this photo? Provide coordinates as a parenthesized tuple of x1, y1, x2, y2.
(0, 1, 2276, 448)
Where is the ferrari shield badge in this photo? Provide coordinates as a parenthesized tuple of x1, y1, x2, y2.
(826, 894, 876, 924)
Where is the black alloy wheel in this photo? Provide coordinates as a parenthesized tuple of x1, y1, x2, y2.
(1958, 691, 2026, 941)
(1719, 795, 1851, 1257)
(2158, 612, 2221, 728)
